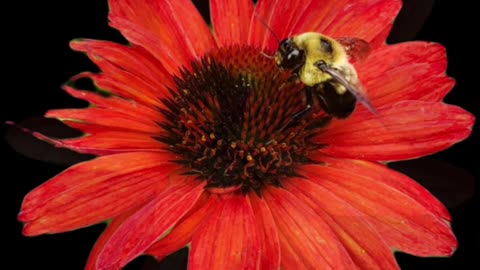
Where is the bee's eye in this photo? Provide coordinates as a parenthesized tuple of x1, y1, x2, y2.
(287, 49, 301, 60)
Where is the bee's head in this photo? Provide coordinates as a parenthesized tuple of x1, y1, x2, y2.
(275, 38, 305, 72)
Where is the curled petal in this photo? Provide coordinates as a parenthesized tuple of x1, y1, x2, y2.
(317, 101, 475, 161)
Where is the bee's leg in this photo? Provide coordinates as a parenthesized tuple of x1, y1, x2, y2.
(280, 87, 313, 131)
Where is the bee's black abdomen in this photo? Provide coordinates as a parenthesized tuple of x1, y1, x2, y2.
(315, 83, 356, 118)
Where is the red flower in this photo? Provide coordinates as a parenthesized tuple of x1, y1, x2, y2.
(19, 0, 474, 269)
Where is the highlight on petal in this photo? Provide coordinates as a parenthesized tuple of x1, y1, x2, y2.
(249, 193, 281, 270)
(264, 186, 356, 269)
(322, 0, 402, 44)
(249, 0, 321, 50)
(284, 179, 399, 270)
(357, 42, 453, 106)
(317, 101, 475, 161)
(97, 178, 206, 269)
(189, 194, 261, 270)
(19, 152, 178, 235)
(108, 0, 215, 72)
(146, 193, 216, 261)
(300, 157, 457, 256)
(211, 0, 254, 46)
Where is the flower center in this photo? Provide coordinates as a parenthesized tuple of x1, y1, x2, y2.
(158, 46, 331, 193)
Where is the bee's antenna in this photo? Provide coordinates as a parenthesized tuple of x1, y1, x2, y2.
(253, 12, 280, 43)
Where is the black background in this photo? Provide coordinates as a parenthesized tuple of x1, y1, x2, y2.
(4, 0, 478, 269)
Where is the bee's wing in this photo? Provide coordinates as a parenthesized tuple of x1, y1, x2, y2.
(317, 62, 378, 116)
(336, 37, 372, 63)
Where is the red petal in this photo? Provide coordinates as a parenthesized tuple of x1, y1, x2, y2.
(108, 0, 215, 71)
(323, 0, 402, 43)
(264, 186, 356, 269)
(249, 0, 324, 50)
(63, 86, 161, 120)
(46, 107, 161, 134)
(316, 101, 475, 161)
(72, 72, 162, 107)
(357, 42, 453, 106)
(146, 193, 217, 261)
(249, 193, 281, 270)
(19, 152, 177, 235)
(46, 127, 164, 156)
(189, 194, 261, 270)
(70, 39, 174, 96)
(285, 179, 399, 270)
(85, 208, 138, 270)
(300, 158, 457, 256)
(211, 0, 253, 46)
(97, 178, 206, 269)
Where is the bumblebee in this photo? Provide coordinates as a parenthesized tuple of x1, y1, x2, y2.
(275, 32, 375, 118)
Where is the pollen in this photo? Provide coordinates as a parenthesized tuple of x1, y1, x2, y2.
(157, 46, 330, 193)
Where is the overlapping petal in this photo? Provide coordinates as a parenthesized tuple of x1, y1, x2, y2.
(189, 194, 261, 270)
(316, 101, 474, 161)
(19, 152, 178, 235)
(253, 0, 402, 51)
(357, 42, 453, 106)
(85, 208, 139, 270)
(97, 177, 206, 269)
(18, 0, 474, 269)
(211, 0, 254, 46)
(265, 186, 356, 269)
(285, 179, 399, 269)
(108, 0, 216, 73)
(146, 194, 216, 261)
(300, 157, 457, 256)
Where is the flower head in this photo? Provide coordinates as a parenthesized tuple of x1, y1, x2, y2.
(19, 0, 474, 269)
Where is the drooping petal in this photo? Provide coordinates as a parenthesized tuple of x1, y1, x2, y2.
(357, 42, 453, 106)
(19, 152, 178, 235)
(63, 86, 162, 121)
(249, 193, 281, 270)
(70, 39, 174, 96)
(189, 194, 261, 270)
(46, 107, 162, 134)
(108, 0, 215, 73)
(285, 179, 399, 270)
(85, 208, 138, 270)
(300, 158, 457, 256)
(97, 178, 206, 269)
(264, 186, 356, 270)
(316, 101, 474, 161)
(146, 194, 217, 261)
(211, 0, 254, 46)
(45, 127, 164, 156)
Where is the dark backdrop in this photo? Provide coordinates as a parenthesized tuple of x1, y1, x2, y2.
(4, 0, 478, 269)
